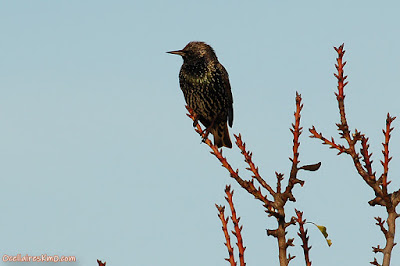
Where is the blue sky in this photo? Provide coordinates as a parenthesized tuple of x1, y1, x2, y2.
(0, 1, 399, 265)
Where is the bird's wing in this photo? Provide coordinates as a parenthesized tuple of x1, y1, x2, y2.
(217, 63, 234, 127)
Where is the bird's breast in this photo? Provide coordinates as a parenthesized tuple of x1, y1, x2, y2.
(180, 64, 215, 90)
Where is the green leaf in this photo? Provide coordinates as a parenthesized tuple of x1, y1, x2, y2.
(309, 222, 332, 246)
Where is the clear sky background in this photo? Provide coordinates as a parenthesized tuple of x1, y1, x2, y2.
(0, 1, 399, 265)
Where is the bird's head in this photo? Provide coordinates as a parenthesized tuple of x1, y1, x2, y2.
(167, 41, 218, 63)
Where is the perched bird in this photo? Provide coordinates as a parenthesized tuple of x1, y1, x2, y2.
(167, 41, 234, 148)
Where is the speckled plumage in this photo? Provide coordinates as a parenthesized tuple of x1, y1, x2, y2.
(168, 42, 234, 148)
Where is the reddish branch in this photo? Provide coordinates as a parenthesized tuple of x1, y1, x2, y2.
(295, 209, 312, 266)
(97, 259, 106, 266)
(309, 127, 347, 155)
(223, 186, 246, 266)
(187, 91, 319, 266)
(236, 136, 275, 196)
(361, 136, 374, 177)
(370, 257, 381, 266)
(290, 93, 303, 169)
(216, 205, 236, 266)
(186, 107, 271, 206)
(285, 93, 306, 202)
(309, 44, 399, 266)
(374, 217, 389, 245)
(380, 114, 395, 193)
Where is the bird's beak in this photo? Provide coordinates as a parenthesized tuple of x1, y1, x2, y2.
(167, 50, 185, 56)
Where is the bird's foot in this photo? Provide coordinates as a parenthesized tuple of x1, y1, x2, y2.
(200, 127, 211, 143)
(192, 113, 199, 127)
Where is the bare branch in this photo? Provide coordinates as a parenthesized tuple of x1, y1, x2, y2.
(216, 204, 236, 266)
(187, 90, 319, 266)
(379, 114, 396, 194)
(235, 134, 275, 197)
(294, 209, 312, 266)
(225, 186, 246, 266)
(97, 259, 106, 266)
(309, 44, 400, 266)
(309, 127, 347, 155)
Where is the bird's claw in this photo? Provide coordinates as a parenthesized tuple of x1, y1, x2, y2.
(200, 127, 211, 143)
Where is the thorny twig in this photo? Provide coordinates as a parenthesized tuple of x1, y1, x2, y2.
(97, 260, 106, 266)
(216, 185, 246, 266)
(216, 205, 236, 266)
(295, 209, 312, 266)
(187, 92, 320, 266)
(309, 44, 399, 266)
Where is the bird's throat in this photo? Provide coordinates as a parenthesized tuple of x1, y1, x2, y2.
(181, 61, 214, 85)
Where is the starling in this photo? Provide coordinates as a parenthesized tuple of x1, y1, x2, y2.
(168, 41, 234, 148)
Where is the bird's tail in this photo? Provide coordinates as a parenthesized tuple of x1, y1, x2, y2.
(211, 122, 232, 148)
